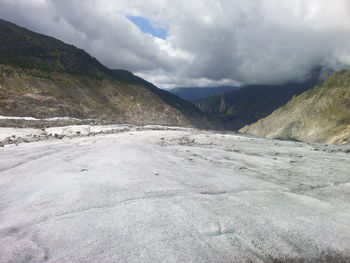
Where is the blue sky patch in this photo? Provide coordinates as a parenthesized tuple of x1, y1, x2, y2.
(127, 15, 168, 40)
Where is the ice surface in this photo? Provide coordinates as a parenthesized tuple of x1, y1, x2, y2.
(0, 128, 349, 262)
(0, 128, 45, 141)
(45, 124, 134, 137)
(0, 125, 136, 144)
(0, 124, 193, 145)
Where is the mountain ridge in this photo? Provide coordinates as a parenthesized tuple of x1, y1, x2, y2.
(0, 19, 215, 129)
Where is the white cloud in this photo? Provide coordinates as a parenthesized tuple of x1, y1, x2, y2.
(137, 70, 240, 89)
(1, 0, 350, 88)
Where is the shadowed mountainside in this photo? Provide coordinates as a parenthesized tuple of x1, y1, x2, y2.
(169, 86, 240, 102)
(194, 74, 321, 130)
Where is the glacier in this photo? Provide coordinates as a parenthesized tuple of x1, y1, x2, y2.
(0, 126, 349, 262)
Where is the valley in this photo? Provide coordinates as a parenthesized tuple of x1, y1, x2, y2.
(0, 10, 349, 263)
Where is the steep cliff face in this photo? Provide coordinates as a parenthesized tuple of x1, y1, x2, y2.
(0, 19, 214, 129)
(240, 70, 350, 144)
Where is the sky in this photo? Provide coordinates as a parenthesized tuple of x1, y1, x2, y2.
(127, 15, 168, 40)
(0, 0, 350, 88)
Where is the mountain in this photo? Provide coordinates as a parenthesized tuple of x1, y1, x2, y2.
(0, 19, 214, 129)
(194, 74, 320, 130)
(240, 70, 350, 144)
(169, 86, 240, 102)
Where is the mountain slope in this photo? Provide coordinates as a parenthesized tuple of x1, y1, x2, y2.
(240, 70, 350, 144)
(0, 19, 214, 128)
(194, 76, 320, 130)
(169, 86, 240, 102)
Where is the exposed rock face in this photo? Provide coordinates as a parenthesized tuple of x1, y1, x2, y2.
(0, 69, 211, 128)
(240, 70, 350, 144)
(0, 19, 214, 129)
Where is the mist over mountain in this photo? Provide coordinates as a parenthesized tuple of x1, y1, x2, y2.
(194, 70, 322, 130)
(169, 86, 240, 102)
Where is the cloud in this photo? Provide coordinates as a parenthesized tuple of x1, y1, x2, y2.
(1, 0, 350, 88)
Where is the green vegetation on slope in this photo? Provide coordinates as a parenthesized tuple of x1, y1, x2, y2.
(240, 70, 350, 144)
(0, 19, 110, 78)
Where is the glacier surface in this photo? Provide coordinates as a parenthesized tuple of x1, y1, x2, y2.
(0, 127, 349, 262)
